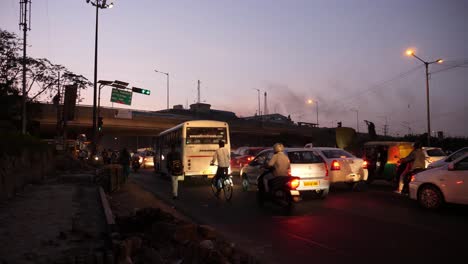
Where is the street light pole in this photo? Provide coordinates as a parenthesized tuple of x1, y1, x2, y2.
(154, 69, 169, 109)
(87, 0, 114, 155)
(351, 109, 359, 133)
(307, 99, 319, 127)
(254, 89, 261, 116)
(405, 49, 442, 147)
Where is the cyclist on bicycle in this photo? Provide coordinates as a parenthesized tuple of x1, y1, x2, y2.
(262, 143, 290, 193)
(210, 140, 230, 195)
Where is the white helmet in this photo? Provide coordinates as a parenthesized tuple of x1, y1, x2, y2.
(273, 143, 284, 153)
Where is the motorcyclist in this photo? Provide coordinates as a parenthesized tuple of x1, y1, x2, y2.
(263, 143, 290, 193)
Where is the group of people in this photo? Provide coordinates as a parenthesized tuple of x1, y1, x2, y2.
(167, 140, 291, 200)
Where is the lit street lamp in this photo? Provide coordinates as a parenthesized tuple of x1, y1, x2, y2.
(405, 49, 443, 146)
(307, 99, 319, 127)
(154, 69, 170, 109)
(86, 0, 114, 154)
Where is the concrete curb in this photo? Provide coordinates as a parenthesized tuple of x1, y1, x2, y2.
(98, 186, 116, 232)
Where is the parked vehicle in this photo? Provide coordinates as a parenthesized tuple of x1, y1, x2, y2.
(361, 141, 414, 183)
(241, 148, 329, 198)
(309, 147, 368, 189)
(422, 147, 446, 168)
(230, 147, 266, 176)
(427, 147, 468, 169)
(257, 175, 301, 210)
(409, 153, 468, 209)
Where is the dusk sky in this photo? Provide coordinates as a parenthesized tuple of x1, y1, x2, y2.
(1, 0, 467, 137)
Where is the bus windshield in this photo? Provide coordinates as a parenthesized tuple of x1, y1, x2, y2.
(186, 127, 227, 144)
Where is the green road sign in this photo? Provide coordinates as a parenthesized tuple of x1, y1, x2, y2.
(110, 88, 132, 105)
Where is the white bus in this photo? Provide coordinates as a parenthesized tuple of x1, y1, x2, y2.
(155, 120, 231, 180)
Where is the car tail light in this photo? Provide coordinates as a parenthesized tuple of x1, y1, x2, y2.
(410, 175, 415, 182)
(288, 178, 300, 190)
(139, 157, 143, 163)
(331, 160, 340, 170)
(247, 156, 254, 162)
(362, 160, 368, 169)
(287, 168, 291, 176)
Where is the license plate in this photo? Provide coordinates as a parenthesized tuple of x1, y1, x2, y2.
(304, 180, 319, 186)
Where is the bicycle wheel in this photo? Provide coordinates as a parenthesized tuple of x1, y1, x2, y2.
(223, 180, 233, 201)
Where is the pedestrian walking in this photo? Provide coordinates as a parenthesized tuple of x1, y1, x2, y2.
(119, 148, 131, 181)
(396, 141, 425, 194)
(167, 144, 183, 199)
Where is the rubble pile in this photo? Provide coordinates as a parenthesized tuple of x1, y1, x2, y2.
(113, 208, 258, 264)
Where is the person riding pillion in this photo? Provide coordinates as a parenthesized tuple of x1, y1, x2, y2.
(263, 143, 291, 192)
(211, 140, 230, 192)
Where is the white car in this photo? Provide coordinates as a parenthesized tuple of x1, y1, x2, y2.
(422, 147, 446, 168)
(427, 147, 468, 169)
(240, 148, 330, 198)
(409, 153, 468, 209)
(308, 147, 368, 188)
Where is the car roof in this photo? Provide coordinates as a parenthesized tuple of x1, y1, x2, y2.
(259, 147, 319, 153)
(312, 147, 348, 151)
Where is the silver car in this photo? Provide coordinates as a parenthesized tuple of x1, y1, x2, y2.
(310, 147, 368, 188)
(240, 148, 330, 198)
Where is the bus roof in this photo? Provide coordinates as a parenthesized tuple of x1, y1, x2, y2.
(158, 120, 229, 136)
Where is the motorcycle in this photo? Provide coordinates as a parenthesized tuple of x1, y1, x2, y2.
(256, 173, 301, 210)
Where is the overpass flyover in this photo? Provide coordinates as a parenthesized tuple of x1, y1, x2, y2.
(33, 103, 335, 150)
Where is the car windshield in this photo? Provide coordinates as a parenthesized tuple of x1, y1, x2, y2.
(426, 149, 445, 157)
(320, 149, 354, 159)
(287, 151, 323, 164)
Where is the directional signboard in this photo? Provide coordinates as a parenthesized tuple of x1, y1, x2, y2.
(110, 88, 132, 105)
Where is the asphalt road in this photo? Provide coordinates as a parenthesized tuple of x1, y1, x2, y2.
(131, 169, 468, 264)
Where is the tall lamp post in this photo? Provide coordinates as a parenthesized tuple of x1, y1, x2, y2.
(154, 69, 169, 109)
(351, 108, 359, 133)
(86, 0, 114, 154)
(405, 49, 443, 146)
(307, 99, 319, 127)
(254, 89, 261, 116)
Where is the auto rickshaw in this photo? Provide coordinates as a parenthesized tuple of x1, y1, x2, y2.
(362, 141, 414, 184)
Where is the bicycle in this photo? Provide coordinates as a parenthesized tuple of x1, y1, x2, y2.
(210, 164, 233, 201)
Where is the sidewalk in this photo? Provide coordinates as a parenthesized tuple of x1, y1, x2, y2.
(0, 175, 108, 264)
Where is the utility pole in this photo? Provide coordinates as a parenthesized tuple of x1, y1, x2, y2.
(264, 92, 268, 115)
(254, 89, 261, 116)
(19, 0, 31, 134)
(197, 80, 201, 103)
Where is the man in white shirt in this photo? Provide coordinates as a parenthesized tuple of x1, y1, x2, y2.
(211, 140, 230, 195)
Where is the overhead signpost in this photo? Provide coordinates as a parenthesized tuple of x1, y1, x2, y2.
(110, 88, 133, 105)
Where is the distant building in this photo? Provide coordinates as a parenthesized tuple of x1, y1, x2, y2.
(241, 113, 294, 125)
(154, 103, 238, 121)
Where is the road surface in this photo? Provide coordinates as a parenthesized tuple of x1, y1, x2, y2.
(131, 169, 468, 264)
